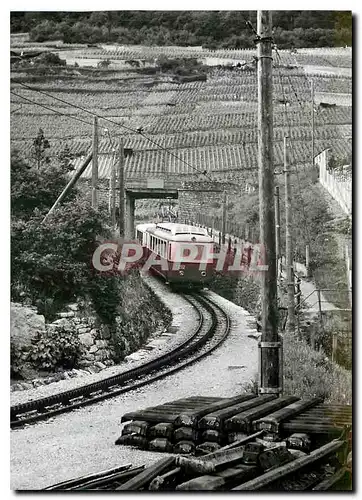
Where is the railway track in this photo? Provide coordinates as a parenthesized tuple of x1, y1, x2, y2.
(11, 292, 231, 429)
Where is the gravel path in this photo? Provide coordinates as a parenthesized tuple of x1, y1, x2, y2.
(11, 275, 198, 407)
(11, 287, 259, 490)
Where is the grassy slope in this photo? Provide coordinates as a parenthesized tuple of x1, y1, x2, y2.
(209, 172, 353, 403)
(283, 332, 351, 404)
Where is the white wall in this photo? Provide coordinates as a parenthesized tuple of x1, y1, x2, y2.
(315, 149, 352, 216)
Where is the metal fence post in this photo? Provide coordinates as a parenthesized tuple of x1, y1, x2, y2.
(317, 289, 323, 341)
(296, 277, 301, 337)
(306, 244, 311, 278)
(332, 332, 338, 363)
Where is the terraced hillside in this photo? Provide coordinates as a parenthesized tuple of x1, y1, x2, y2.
(11, 44, 351, 186)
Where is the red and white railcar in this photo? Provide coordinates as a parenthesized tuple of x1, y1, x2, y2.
(136, 222, 215, 288)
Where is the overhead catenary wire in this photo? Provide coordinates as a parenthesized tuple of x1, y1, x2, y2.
(11, 90, 122, 175)
(10, 104, 23, 114)
(13, 79, 261, 179)
(13, 81, 137, 133)
(10, 90, 95, 129)
(11, 64, 299, 185)
(272, 47, 312, 247)
(12, 81, 214, 181)
(11, 89, 259, 187)
(273, 46, 316, 119)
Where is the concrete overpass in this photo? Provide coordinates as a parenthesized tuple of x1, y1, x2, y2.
(122, 178, 179, 238)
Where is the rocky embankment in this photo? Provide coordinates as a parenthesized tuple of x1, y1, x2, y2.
(11, 274, 172, 392)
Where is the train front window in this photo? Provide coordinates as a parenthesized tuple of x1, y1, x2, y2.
(169, 243, 214, 263)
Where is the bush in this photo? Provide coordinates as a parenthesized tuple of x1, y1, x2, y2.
(35, 52, 66, 66)
(11, 327, 84, 373)
(245, 331, 352, 404)
(11, 148, 119, 320)
(88, 272, 123, 325)
(311, 311, 352, 370)
(334, 217, 352, 236)
(156, 55, 204, 75)
(97, 59, 111, 68)
(11, 344, 29, 378)
(28, 327, 84, 371)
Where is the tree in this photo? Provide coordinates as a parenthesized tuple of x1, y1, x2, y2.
(20, 11, 351, 48)
(11, 149, 74, 219)
(29, 19, 57, 42)
(11, 197, 116, 319)
(35, 52, 66, 66)
(11, 149, 123, 323)
(31, 128, 50, 169)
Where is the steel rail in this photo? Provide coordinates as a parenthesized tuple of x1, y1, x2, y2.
(11, 292, 230, 428)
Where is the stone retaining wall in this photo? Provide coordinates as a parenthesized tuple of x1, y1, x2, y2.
(48, 303, 116, 368)
(11, 277, 172, 392)
(11, 301, 118, 391)
(178, 178, 257, 222)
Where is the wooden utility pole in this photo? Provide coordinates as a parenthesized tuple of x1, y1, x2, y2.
(110, 151, 116, 228)
(221, 190, 227, 244)
(118, 140, 125, 237)
(92, 116, 99, 209)
(274, 186, 281, 279)
(257, 11, 280, 395)
(311, 80, 315, 166)
(284, 136, 295, 334)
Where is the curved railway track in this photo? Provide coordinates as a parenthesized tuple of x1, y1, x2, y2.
(11, 292, 231, 429)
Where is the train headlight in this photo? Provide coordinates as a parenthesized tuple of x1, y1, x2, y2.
(201, 271, 206, 277)
(179, 270, 184, 276)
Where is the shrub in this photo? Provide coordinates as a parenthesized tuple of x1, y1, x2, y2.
(11, 344, 29, 378)
(28, 327, 84, 371)
(11, 150, 75, 219)
(35, 52, 66, 66)
(11, 327, 84, 373)
(11, 198, 117, 320)
(88, 272, 123, 325)
(334, 217, 352, 236)
(11, 148, 117, 319)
